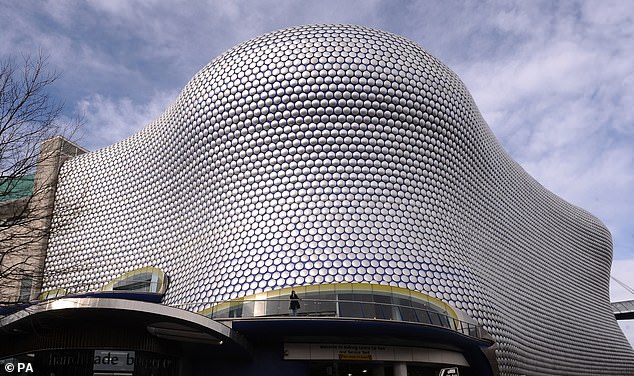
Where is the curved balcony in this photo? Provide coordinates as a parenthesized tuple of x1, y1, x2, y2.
(197, 284, 484, 339)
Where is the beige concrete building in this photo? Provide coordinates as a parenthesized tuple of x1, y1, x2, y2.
(0, 136, 86, 304)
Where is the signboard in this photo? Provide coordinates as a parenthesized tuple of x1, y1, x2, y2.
(338, 353, 373, 361)
(40, 349, 177, 375)
(285, 344, 381, 361)
(283, 343, 469, 366)
(93, 351, 135, 372)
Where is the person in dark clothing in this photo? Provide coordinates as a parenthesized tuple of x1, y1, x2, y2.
(289, 290, 301, 316)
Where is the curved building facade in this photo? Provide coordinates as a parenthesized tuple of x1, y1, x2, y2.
(35, 25, 634, 374)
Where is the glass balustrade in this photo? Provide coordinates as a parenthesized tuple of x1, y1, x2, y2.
(198, 284, 480, 338)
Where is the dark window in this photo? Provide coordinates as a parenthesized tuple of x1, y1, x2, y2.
(18, 276, 32, 302)
(113, 272, 153, 292)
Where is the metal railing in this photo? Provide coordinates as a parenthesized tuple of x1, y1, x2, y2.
(200, 298, 482, 339)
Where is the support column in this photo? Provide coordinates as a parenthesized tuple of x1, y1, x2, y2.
(394, 362, 407, 376)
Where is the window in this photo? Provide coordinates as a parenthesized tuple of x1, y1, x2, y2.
(18, 276, 32, 303)
(102, 268, 168, 294)
(113, 272, 154, 292)
(203, 283, 462, 331)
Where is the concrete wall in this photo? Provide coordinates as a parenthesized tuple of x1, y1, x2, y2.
(0, 136, 86, 304)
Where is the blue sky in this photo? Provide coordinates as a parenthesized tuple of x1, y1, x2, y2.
(3, 0, 634, 342)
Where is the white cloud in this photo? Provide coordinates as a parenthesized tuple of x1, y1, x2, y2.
(75, 91, 178, 151)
